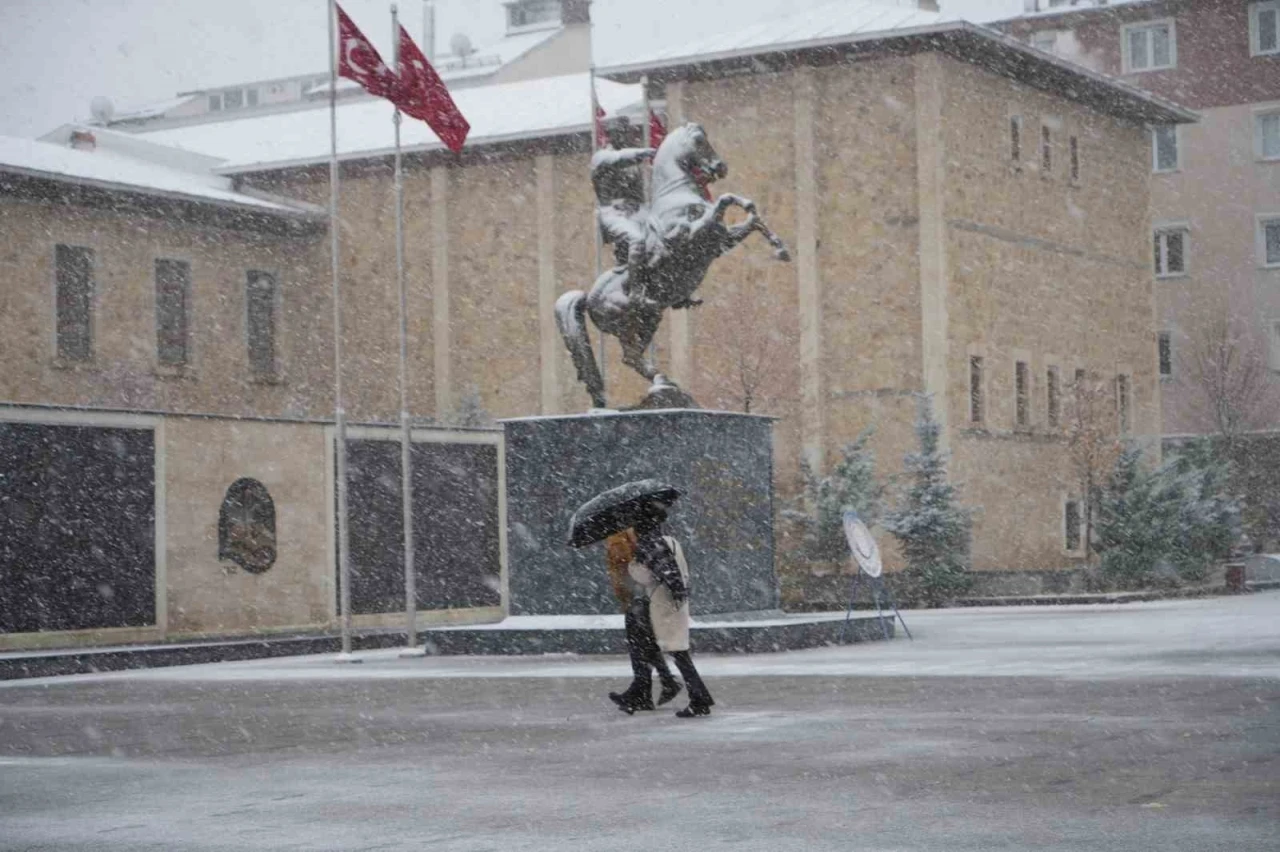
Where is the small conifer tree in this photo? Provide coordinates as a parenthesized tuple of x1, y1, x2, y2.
(785, 430, 884, 563)
(882, 398, 973, 607)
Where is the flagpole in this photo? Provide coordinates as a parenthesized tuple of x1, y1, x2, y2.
(641, 73, 656, 364)
(589, 63, 605, 391)
(391, 3, 423, 657)
(329, 0, 358, 663)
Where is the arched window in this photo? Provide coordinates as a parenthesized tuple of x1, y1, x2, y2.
(218, 478, 276, 574)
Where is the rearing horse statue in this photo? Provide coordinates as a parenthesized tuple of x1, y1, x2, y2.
(555, 122, 790, 409)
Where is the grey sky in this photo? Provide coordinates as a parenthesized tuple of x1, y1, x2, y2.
(0, 0, 1023, 139)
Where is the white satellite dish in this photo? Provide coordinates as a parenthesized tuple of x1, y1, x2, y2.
(449, 31, 474, 58)
(842, 509, 882, 578)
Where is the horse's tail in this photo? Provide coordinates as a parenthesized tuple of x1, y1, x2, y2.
(554, 290, 606, 408)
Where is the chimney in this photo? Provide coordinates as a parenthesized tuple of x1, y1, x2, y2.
(422, 0, 436, 62)
(69, 130, 96, 151)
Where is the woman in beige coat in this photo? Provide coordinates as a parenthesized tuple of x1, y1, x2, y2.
(605, 529, 682, 713)
(613, 501, 715, 718)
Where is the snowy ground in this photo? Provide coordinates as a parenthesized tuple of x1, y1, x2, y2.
(1, 593, 1277, 851)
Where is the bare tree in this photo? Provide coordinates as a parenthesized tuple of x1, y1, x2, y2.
(1066, 370, 1121, 565)
(1182, 319, 1271, 444)
(715, 269, 795, 414)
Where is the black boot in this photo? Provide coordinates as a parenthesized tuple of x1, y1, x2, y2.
(670, 651, 713, 717)
(657, 677, 683, 707)
(674, 703, 711, 718)
(609, 689, 654, 714)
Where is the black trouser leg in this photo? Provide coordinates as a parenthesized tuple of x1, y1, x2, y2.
(669, 650, 713, 707)
(623, 605, 653, 696)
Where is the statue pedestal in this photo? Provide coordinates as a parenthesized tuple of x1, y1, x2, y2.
(502, 409, 779, 616)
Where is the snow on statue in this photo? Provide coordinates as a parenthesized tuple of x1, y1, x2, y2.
(555, 117, 790, 409)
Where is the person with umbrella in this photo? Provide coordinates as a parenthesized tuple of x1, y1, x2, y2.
(571, 480, 716, 718)
(604, 528, 682, 713)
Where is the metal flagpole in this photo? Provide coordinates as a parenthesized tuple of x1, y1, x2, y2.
(329, 0, 358, 662)
(391, 3, 423, 657)
(589, 63, 605, 391)
(641, 73, 656, 364)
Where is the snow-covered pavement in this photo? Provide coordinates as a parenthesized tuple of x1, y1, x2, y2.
(1, 593, 1276, 851)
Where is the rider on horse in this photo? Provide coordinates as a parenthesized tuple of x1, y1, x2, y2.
(591, 116, 658, 308)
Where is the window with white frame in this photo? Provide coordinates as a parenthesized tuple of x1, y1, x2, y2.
(1260, 217, 1280, 267)
(1152, 125, 1178, 172)
(1154, 227, 1188, 276)
(1256, 109, 1280, 161)
(1123, 20, 1176, 72)
(1251, 1, 1279, 56)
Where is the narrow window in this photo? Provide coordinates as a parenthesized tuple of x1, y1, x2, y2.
(1010, 115, 1022, 163)
(246, 88, 259, 107)
(155, 258, 190, 367)
(1257, 111, 1280, 160)
(1154, 228, 1188, 276)
(246, 270, 277, 377)
(1015, 361, 1030, 427)
(1263, 218, 1280, 267)
(1047, 366, 1061, 428)
(1158, 331, 1172, 377)
(1065, 499, 1082, 552)
(55, 244, 93, 362)
(1251, 1, 1279, 56)
(1069, 135, 1080, 181)
(1116, 374, 1131, 433)
(1074, 367, 1087, 412)
(1152, 125, 1178, 172)
(223, 88, 244, 110)
(208, 93, 222, 111)
(1270, 320, 1280, 372)
(969, 356, 984, 424)
(1041, 125, 1052, 173)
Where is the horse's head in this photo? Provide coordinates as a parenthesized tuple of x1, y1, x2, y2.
(653, 122, 728, 197)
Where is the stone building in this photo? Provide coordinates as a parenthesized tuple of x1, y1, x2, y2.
(0, 2, 1196, 649)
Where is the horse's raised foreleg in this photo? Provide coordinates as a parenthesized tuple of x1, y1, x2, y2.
(722, 209, 791, 261)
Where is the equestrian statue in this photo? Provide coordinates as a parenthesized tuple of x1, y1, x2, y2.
(554, 117, 790, 409)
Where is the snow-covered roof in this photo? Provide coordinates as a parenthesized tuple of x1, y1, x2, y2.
(597, 0, 1195, 126)
(135, 73, 643, 174)
(0, 131, 320, 219)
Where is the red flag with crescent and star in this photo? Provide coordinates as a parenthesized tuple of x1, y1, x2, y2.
(336, 4, 397, 100)
(394, 25, 470, 153)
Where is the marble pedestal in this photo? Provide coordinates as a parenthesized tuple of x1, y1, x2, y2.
(502, 409, 779, 616)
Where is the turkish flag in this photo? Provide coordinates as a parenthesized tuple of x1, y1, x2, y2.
(648, 110, 666, 149)
(336, 4, 397, 100)
(394, 25, 470, 153)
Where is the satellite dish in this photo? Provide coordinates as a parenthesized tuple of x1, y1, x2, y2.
(842, 510, 882, 578)
(89, 96, 114, 124)
(449, 31, 474, 58)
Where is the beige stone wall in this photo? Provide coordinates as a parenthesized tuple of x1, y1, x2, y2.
(163, 416, 332, 635)
(937, 55, 1157, 571)
(0, 198, 329, 420)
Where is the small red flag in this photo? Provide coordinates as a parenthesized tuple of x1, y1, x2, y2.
(336, 4, 397, 101)
(394, 25, 470, 153)
(648, 109, 666, 149)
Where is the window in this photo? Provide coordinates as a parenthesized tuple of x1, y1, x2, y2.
(246, 270, 277, 377)
(1158, 331, 1173, 377)
(208, 93, 222, 111)
(155, 258, 190, 367)
(969, 356, 984, 424)
(1256, 110, 1280, 160)
(1116, 374, 1131, 433)
(1270, 320, 1280, 372)
(1031, 31, 1058, 53)
(1041, 125, 1052, 173)
(218, 478, 277, 574)
(1251, 1, 1279, 56)
(1065, 499, 1083, 552)
(1010, 115, 1023, 163)
(1047, 365, 1061, 428)
(1069, 136, 1080, 182)
(1015, 360, 1030, 427)
(1154, 227, 1188, 276)
(1152, 125, 1178, 172)
(55, 244, 93, 362)
(506, 0, 560, 30)
(1123, 20, 1175, 72)
(1258, 217, 1280, 267)
(246, 88, 259, 107)
(222, 88, 244, 109)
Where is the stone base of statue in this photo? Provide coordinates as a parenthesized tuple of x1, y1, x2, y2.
(502, 408, 777, 616)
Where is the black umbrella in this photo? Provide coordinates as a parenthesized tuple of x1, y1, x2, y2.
(568, 479, 682, 548)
